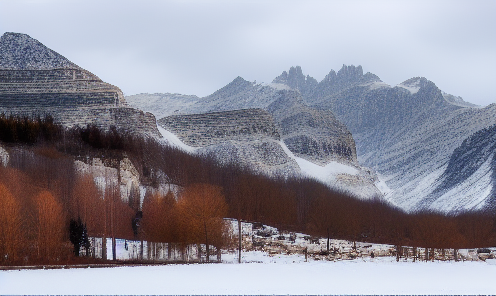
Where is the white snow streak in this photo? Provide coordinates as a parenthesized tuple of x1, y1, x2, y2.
(157, 125, 197, 153)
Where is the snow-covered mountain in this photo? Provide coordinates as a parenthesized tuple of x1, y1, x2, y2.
(273, 65, 495, 213)
(0, 32, 159, 136)
(129, 77, 381, 199)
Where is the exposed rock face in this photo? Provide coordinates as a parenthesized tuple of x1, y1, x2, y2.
(135, 76, 358, 165)
(273, 65, 494, 212)
(424, 124, 496, 212)
(0, 144, 8, 167)
(158, 109, 299, 176)
(159, 109, 280, 146)
(140, 79, 375, 197)
(272, 66, 318, 99)
(267, 90, 357, 165)
(0, 32, 159, 137)
(74, 157, 141, 203)
(0, 32, 79, 70)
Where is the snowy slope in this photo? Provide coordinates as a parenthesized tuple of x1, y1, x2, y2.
(156, 118, 381, 199)
(272, 65, 494, 212)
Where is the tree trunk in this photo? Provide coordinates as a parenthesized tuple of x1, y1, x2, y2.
(102, 236, 107, 260)
(216, 247, 221, 262)
(238, 219, 242, 264)
(204, 221, 209, 263)
(112, 237, 116, 261)
(327, 228, 330, 253)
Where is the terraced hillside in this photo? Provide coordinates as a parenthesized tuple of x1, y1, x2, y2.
(159, 109, 280, 147)
(0, 32, 158, 136)
(158, 109, 300, 176)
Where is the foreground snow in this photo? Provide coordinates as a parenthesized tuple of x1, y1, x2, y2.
(1, 253, 495, 294)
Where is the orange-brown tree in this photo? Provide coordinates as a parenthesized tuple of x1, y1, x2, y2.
(0, 183, 22, 264)
(70, 174, 105, 237)
(177, 183, 228, 262)
(35, 190, 66, 262)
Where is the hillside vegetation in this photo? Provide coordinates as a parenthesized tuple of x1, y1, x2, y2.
(0, 115, 495, 266)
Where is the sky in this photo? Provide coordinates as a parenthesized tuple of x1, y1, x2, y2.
(0, 0, 495, 106)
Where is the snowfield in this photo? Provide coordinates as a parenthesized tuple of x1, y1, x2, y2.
(1, 253, 495, 294)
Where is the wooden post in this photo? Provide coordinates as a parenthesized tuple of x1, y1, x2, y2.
(238, 219, 242, 264)
(327, 228, 330, 253)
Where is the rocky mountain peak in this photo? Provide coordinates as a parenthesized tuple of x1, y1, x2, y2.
(0, 32, 79, 70)
(272, 66, 318, 99)
(337, 64, 363, 79)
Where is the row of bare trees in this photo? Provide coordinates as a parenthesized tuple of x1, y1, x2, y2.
(0, 119, 495, 265)
(141, 184, 228, 261)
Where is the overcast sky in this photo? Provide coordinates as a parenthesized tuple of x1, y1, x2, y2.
(0, 0, 495, 106)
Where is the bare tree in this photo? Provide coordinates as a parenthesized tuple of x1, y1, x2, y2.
(177, 183, 228, 262)
(35, 190, 65, 262)
(0, 182, 22, 263)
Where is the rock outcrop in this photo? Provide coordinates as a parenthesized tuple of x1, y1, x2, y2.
(158, 109, 299, 176)
(267, 90, 356, 165)
(273, 65, 494, 212)
(159, 109, 280, 147)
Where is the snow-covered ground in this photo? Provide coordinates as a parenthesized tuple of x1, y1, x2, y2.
(1, 254, 495, 294)
(2, 221, 495, 294)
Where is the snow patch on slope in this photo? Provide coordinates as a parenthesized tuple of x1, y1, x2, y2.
(266, 82, 293, 91)
(430, 154, 494, 212)
(157, 126, 197, 153)
(280, 140, 381, 199)
(0, 145, 8, 166)
(364, 81, 390, 90)
(397, 79, 421, 94)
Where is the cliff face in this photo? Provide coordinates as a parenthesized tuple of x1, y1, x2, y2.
(158, 109, 300, 177)
(0, 32, 159, 137)
(159, 109, 280, 147)
(267, 90, 357, 165)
